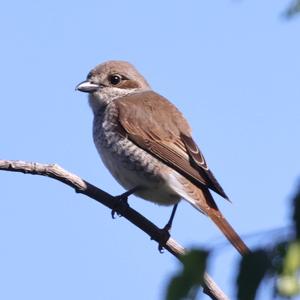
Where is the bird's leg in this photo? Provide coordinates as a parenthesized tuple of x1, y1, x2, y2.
(164, 203, 179, 232)
(111, 186, 140, 219)
(158, 203, 179, 252)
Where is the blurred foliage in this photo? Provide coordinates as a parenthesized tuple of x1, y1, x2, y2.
(166, 249, 208, 300)
(276, 187, 300, 297)
(276, 241, 300, 296)
(236, 250, 270, 300)
(285, 0, 300, 18)
(166, 185, 300, 300)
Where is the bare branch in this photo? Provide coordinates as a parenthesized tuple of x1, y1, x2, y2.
(0, 159, 229, 300)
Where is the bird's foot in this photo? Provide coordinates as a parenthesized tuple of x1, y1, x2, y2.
(151, 225, 171, 253)
(152, 204, 178, 253)
(111, 195, 129, 219)
(157, 203, 178, 251)
(158, 227, 171, 253)
(111, 187, 139, 219)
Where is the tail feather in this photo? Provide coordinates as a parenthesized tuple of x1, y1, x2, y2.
(197, 189, 250, 255)
(167, 172, 250, 255)
(206, 202, 250, 255)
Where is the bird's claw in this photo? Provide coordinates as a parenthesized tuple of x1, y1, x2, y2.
(158, 244, 165, 253)
(151, 226, 171, 254)
(111, 187, 139, 219)
(111, 194, 129, 219)
(111, 208, 122, 219)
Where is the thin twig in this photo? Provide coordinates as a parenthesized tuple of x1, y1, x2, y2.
(0, 159, 229, 300)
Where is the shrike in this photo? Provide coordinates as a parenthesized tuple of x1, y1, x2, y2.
(76, 60, 249, 255)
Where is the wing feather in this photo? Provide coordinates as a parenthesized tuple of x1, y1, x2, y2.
(115, 90, 229, 199)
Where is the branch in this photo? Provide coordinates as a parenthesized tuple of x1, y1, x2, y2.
(0, 159, 229, 300)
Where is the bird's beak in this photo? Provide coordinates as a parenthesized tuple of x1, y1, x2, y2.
(75, 80, 100, 93)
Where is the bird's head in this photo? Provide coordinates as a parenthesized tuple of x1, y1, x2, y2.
(76, 60, 150, 114)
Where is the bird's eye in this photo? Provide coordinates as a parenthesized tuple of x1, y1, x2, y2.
(109, 74, 122, 85)
(87, 71, 93, 79)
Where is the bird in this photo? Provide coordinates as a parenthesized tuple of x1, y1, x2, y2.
(76, 60, 250, 255)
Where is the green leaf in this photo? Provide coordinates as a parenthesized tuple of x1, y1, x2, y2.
(166, 249, 209, 300)
(276, 240, 300, 297)
(236, 250, 270, 300)
(167, 274, 193, 300)
(180, 249, 208, 285)
(282, 241, 300, 275)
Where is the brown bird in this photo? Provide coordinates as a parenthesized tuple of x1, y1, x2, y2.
(76, 60, 249, 255)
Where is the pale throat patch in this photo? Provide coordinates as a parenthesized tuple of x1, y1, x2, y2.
(88, 87, 148, 114)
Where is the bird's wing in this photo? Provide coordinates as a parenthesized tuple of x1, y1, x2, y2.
(114, 90, 229, 199)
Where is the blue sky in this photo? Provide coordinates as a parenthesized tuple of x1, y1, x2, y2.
(1, 1, 300, 299)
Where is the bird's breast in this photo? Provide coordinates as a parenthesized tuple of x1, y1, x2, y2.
(92, 104, 180, 205)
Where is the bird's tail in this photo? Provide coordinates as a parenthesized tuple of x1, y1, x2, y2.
(202, 189, 250, 255)
(168, 173, 250, 255)
(194, 188, 250, 255)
